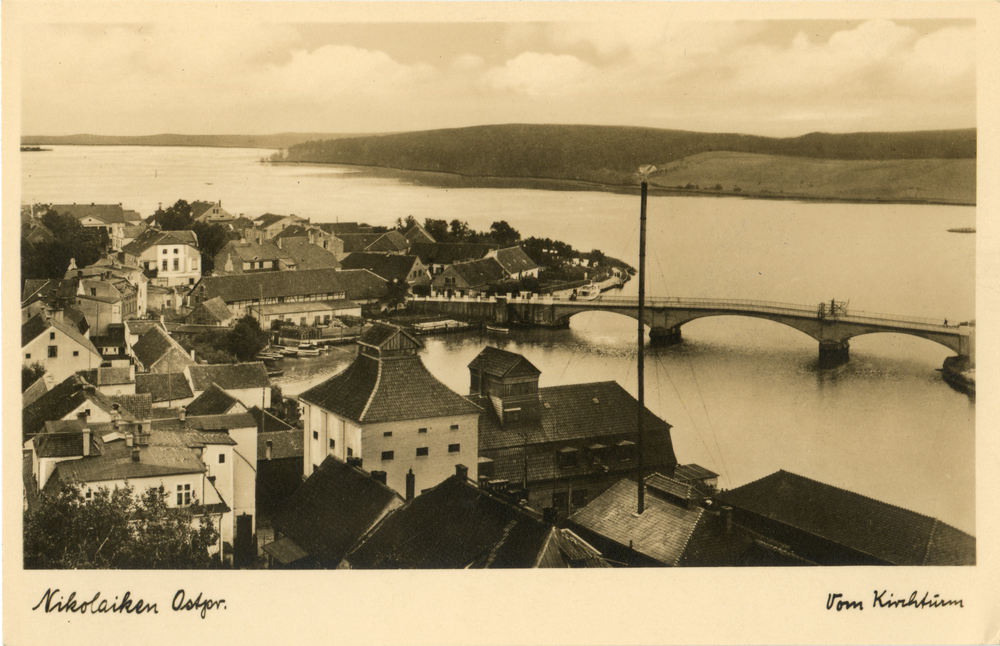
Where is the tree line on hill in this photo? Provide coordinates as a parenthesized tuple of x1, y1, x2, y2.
(278, 124, 977, 187)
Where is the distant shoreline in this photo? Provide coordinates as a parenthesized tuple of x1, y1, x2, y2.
(267, 159, 977, 207)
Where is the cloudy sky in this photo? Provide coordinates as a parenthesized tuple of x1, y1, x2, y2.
(21, 13, 975, 137)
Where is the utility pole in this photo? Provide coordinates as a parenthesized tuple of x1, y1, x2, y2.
(636, 165, 655, 514)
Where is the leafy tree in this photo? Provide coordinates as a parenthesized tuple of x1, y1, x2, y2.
(190, 221, 231, 274)
(394, 215, 418, 231)
(423, 218, 449, 242)
(153, 200, 194, 230)
(382, 278, 410, 311)
(24, 483, 219, 569)
(22, 362, 46, 392)
(449, 219, 472, 241)
(224, 315, 269, 361)
(21, 210, 110, 283)
(489, 220, 521, 247)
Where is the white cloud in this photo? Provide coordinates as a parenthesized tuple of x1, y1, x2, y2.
(479, 52, 595, 96)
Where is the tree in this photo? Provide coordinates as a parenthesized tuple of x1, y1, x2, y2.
(394, 215, 417, 231)
(154, 200, 194, 230)
(22, 362, 46, 392)
(224, 315, 269, 361)
(24, 483, 219, 569)
(190, 221, 231, 275)
(489, 220, 521, 247)
(449, 219, 472, 241)
(21, 210, 109, 283)
(423, 218, 449, 242)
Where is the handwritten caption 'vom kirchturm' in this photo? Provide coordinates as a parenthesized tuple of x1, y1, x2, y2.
(826, 591, 964, 611)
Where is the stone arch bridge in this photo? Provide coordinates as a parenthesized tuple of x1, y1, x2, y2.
(409, 294, 974, 368)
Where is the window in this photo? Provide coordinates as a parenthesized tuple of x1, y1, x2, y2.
(313, 431, 319, 440)
(448, 444, 461, 453)
(347, 447, 353, 457)
(85, 489, 92, 500)
(162, 260, 168, 270)
(163, 249, 168, 255)
(176, 484, 191, 506)
(450, 424, 459, 431)
(192, 259, 198, 270)
(48, 346, 58, 358)
(90, 288, 97, 296)
(173, 259, 179, 270)
(219, 454, 225, 464)
(49, 332, 56, 340)
(173, 248, 179, 254)
(73, 350, 79, 357)
(25, 353, 31, 360)
(418, 427, 428, 434)
(416, 447, 429, 457)
(383, 431, 392, 438)
(381, 451, 394, 461)
(329, 439, 335, 449)
(144, 262, 150, 270)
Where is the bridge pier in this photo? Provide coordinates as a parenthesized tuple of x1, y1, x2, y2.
(818, 340, 850, 368)
(649, 326, 682, 347)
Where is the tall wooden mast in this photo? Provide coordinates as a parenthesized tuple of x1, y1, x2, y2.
(636, 166, 655, 514)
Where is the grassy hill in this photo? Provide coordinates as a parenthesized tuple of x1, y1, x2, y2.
(649, 152, 976, 204)
(20, 132, 374, 149)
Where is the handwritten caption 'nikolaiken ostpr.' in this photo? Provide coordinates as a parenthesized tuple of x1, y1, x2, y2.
(32, 588, 225, 618)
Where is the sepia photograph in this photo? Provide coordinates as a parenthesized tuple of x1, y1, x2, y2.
(3, 1, 998, 644)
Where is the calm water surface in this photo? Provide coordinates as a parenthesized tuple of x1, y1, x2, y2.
(22, 146, 976, 534)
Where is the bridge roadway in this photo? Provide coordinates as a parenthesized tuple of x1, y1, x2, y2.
(409, 294, 974, 367)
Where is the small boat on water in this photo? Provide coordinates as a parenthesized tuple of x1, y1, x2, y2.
(577, 284, 601, 301)
(296, 347, 321, 356)
(486, 325, 510, 334)
(947, 227, 976, 233)
(267, 370, 284, 378)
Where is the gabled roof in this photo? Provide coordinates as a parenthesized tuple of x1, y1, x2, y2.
(346, 473, 559, 569)
(249, 406, 295, 434)
(409, 242, 497, 265)
(51, 203, 141, 225)
(154, 412, 256, 434)
(190, 201, 227, 220)
(403, 223, 436, 244)
(568, 477, 703, 566)
(22, 375, 49, 407)
(195, 268, 387, 304)
(35, 422, 103, 458)
(131, 326, 195, 372)
(272, 455, 403, 567)
(135, 372, 194, 403)
(184, 383, 242, 416)
(366, 230, 410, 253)
(357, 322, 422, 351)
(493, 246, 540, 275)
(125, 319, 167, 337)
(110, 393, 153, 420)
(272, 224, 317, 239)
(336, 233, 382, 253)
(229, 216, 257, 229)
(217, 239, 287, 262)
(22, 375, 136, 439)
(445, 257, 506, 288)
(469, 346, 541, 379)
(299, 351, 480, 424)
(254, 213, 302, 229)
(122, 229, 199, 255)
(715, 470, 976, 566)
(274, 238, 341, 270)
(187, 362, 271, 392)
(339, 253, 419, 283)
(22, 313, 100, 358)
(193, 296, 234, 323)
(21, 278, 78, 307)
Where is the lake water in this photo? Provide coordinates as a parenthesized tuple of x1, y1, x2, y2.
(21, 145, 977, 534)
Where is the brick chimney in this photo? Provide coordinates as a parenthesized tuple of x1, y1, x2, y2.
(721, 506, 733, 535)
(405, 469, 415, 501)
(179, 406, 186, 422)
(132, 447, 140, 462)
(82, 429, 91, 457)
(455, 464, 469, 481)
(370, 470, 387, 485)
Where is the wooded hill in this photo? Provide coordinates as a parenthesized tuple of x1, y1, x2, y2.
(20, 132, 374, 149)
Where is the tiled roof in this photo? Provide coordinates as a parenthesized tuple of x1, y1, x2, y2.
(217, 239, 287, 262)
(337, 233, 383, 253)
(715, 470, 976, 566)
(34, 426, 102, 459)
(135, 372, 194, 403)
(403, 224, 436, 244)
(195, 268, 387, 304)
(131, 326, 195, 372)
(229, 217, 256, 229)
(193, 297, 234, 323)
(567, 478, 703, 566)
(51, 203, 140, 224)
(153, 413, 254, 436)
(190, 201, 222, 219)
(556, 529, 612, 568)
(125, 319, 167, 337)
(22, 375, 134, 439)
(409, 242, 497, 265)
(673, 464, 719, 483)
(22, 313, 100, 357)
(254, 213, 298, 228)
(645, 473, 699, 503)
(188, 363, 270, 392)
(258, 429, 302, 461)
(494, 246, 540, 275)
(249, 407, 295, 433)
(258, 299, 358, 316)
(184, 383, 241, 416)
(122, 228, 198, 255)
(275, 238, 341, 270)
(446, 257, 506, 287)
(315, 222, 373, 235)
(339, 253, 418, 283)
(22, 376, 49, 407)
(46, 436, 206, 487)
(468, 346, 540, 378)
(365, 230, 410, 253)
(358, 322, 422, 350)
(77, 366, 134, 386)
(346, 474, 557, 569)
(272, 455, 402, 567)
(272, 224, 315, 239)
(111, 393, 153, 420)
(299, 353, 480, 424)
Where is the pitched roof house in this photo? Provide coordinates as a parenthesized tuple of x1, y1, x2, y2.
(191, 200, 235, 223)
(186, 362, 272, 409)
(338, 231, 411, 255)
(403, 223, 436, 244)
(299, 323, 481, 497)
(431, 256, 507, 294)
(22, 374, 138, 441)
(715, 470, 976, 566)
(266, 455, 404, 568)
(22, 313, 103, 386)
(185, 296, 235, 326)
(122, 229, 201, 287)
(135, 372, 195, 407)
(468, 346, 677, 521)
(184, 382, 248, 416)
(131, 325, 196, 373)
(489, 246, 542, 279)
(338, 252, 429, 286)
(253, 407, 304, 517)
(344, 465, 565, 569)
(273, 237, 342, 271)
(214, 239, 288, 275)
(409, 242, 498, 275)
